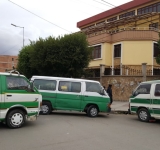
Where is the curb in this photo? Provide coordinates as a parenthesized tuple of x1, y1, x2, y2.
(111, 110, 129, 114)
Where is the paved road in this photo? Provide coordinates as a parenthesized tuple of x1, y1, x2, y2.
(0, 112, 160, 150)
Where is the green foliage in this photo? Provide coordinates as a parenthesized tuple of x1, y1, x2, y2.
(17, 33, 92, 78)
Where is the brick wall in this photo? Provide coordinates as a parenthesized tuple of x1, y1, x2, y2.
(0, 55, 18, 72)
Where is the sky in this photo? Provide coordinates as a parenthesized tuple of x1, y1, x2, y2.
(0, 0, 130, 55)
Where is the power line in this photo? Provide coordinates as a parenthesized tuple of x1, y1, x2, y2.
(8, 0, 72, 33)
(72, 0, 106, 11)
(0, 44, 20, 55)
(101, 0, 123, 11)
(92, 0, 111, 7)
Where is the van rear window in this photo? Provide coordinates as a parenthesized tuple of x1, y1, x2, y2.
(34, 79, 57, 91)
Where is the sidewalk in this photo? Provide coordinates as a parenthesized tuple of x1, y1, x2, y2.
(111, 101, 129, 113)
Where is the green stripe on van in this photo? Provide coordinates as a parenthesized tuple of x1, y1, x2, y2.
(28, 112, 38, 116)
(130, 98, 150, 104)
(0, 101, 39, 109)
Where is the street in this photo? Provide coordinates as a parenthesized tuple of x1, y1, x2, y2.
(0, 112, 160, 150)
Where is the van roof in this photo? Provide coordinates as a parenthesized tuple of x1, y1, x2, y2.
(0, 72, 24, 77)
(31, 76, 100, 83)
(141, 80, 160, 84)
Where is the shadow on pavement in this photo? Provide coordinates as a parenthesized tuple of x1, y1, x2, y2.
(49, 111, 108, 118)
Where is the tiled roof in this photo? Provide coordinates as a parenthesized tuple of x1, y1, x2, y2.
(77, 0, 152, 28)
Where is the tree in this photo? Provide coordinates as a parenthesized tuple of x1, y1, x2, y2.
(17, 33, 92, 78)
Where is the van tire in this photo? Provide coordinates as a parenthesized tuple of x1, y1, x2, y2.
(87, 105, 98, 117)
(138, 108, 150, 122)
(6, 109, 25, 129)
(41, 102, 52, 115)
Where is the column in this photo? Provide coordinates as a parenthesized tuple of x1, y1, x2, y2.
(142, 63, 147, 82)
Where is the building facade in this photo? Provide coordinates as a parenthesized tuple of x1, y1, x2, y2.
(0, 55, 18, 72)
(77, 0, 160, 77)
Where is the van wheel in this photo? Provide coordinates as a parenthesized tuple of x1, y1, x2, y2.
(138, 108, 150, 122)
(41, 102, 52, 115)
(6, 109, 25, 129)
(87, 105, 98, 117)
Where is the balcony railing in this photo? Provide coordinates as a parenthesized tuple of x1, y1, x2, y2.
(88, 27, 160, 45)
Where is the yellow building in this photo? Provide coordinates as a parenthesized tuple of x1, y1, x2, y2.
(77, 0, 160, 77)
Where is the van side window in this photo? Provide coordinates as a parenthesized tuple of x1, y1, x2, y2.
(134, 84, 151, 96)
(86, 82, 101, 93)
(58, 81, 81, 93)
(7, 76, 29, 90)
(155, 84, 160, 96)
(33, 79, 57, 91)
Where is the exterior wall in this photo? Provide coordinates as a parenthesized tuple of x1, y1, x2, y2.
(122, 41, 153, 65)
(88, 76, 160, 101)
(103, 76, 160, 101)
(80, 0, 160, 76)
(0, 55, 18, 72)
(103, 43, 112, 66)
(88, 43, 112, 68)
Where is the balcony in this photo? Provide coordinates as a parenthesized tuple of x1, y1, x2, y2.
(88, 27, 160, 45)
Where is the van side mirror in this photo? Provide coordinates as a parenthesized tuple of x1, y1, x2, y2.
(29, 81, 34, 92)
(132, 91, 139, 96)
(100, 89, 105, 95)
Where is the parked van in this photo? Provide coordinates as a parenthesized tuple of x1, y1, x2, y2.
(0, 70, 42, 128)
(31, 76, 111, 117)
(129, 80, 160, 122)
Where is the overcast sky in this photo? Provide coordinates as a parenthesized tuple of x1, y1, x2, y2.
(0, 0, 130, 55)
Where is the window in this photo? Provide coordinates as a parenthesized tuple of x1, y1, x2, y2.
(104, 68, 111, 75)
(114, 44, 121, 57)
(134, 84, 151, 96)
(6, 76, 30, 90)
(34, 79, 57, 91)
(107, 16, 117, 22)
(114, 69, 120, 75)
(149, 22, 159, 30)
(153, 43, 159, 57)
(155, 84, 160, 96)
(119, 10, 135, 19)
(92, 45, 101, 59)
(58, 81, 81, 93)
(86, 82, 102, 93)
(96, 21, 105, 26)
(138, 2, 160, 15)
(153, 68, 160, 75)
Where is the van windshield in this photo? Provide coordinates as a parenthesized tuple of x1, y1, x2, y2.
(133, 84, 151, 96)
(86, 82, 103, 94)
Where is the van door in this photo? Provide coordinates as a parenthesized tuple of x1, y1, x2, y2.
(130, 83, 152, 113)
(56, 81, 82, 110)
(151, 84, 160, 118)
(4, 76, 40, 110)
(82, 82, 107, 111)
(33, 79, 57, 108)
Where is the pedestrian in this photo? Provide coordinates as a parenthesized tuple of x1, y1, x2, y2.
(107, 84, 113, 104)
